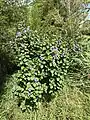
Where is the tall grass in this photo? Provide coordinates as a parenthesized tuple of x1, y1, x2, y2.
(0, 74, 90, 120)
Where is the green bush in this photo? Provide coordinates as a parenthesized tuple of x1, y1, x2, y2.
(11, 28, 71, 110)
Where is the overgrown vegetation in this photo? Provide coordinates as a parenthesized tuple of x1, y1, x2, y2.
(0, 0, 90, 119)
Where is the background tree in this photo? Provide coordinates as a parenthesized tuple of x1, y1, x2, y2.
(0, 0, 28, 76)
(29, 0, 86, 36)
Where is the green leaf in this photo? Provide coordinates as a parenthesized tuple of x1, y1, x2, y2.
(21, 66, 25, 70)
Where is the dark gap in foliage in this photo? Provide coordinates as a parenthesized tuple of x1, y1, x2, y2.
(0, 53, 19, 94)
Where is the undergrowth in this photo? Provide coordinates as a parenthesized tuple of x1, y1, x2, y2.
(0, 35, 90, 120)
(0, 75, 90, 120)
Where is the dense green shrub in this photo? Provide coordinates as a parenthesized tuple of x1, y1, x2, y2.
(11, 28, 71, 110)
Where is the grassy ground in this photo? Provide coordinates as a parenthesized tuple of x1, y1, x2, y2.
(0, 75, 90, 120)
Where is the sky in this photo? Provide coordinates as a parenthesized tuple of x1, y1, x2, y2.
(84, 3, 90, 20)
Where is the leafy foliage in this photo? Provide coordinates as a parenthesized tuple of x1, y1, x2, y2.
(0, 0, 29, 77)
(8, 0, 86, 111)
(11, 27, 71, 110)
(29, 0, 85, 35)
(1, 0, 90, 114)
(0, 0, 28, 42)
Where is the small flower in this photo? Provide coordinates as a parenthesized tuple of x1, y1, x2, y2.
(34, 78, 39, 83)
(16, 31, 21, 37)
(51, 46, 59, 59)
(40, 56, 44, 60)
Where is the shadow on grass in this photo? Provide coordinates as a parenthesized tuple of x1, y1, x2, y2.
(0, 54, 19, 95)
